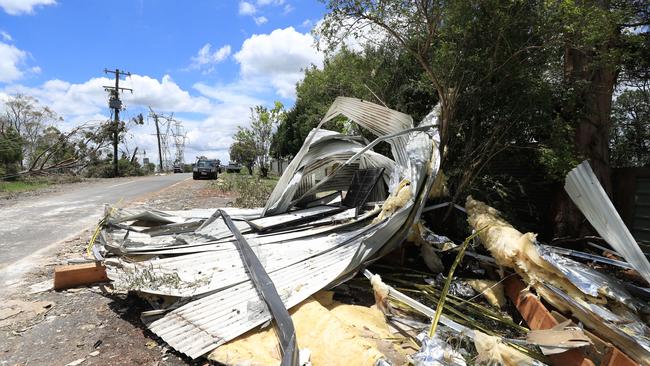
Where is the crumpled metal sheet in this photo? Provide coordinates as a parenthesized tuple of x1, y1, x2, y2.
(102, 98, 441, 359)
(143, 126, 437, 358)
(539, 283, 650, 364)
(538, 244, 642, 310)
(565, 160, 650, 284)
(264, 97, 414, 216)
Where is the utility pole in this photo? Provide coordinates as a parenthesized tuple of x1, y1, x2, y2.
(149, 106, 164, 171)
(103, 68, 132, 177)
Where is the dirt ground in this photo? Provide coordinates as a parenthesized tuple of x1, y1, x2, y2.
(0, 178, 234, 366)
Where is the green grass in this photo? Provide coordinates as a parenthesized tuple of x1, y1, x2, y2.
(213, 171, 279, 208)
(0, 180, 49, 193)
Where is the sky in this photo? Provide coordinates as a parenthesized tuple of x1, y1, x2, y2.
(0, 0, 328, 164)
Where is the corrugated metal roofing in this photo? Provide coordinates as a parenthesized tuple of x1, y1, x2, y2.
(565, 160, 650, 284)
(101, 98, 441, 359)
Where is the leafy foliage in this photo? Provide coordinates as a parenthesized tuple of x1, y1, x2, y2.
(0, 127, 24, 179)
(214, 173, 277, 208)
(232, 102, 285, 178)
(230, 128, 257, 175)
(271, 45, 437, 157)
(610, 88, 650, 167)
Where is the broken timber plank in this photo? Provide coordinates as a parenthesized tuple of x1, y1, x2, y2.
(54, 262, 108, 290)
(503, 276, 596, 366)
(601, 346, 640, 366)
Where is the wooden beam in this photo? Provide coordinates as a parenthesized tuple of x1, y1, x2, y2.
(54, 262, 108, 290)
(601, 346, 639, 366)
(503, 276, 596, 366)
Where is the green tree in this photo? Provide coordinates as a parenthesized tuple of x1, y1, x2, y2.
(271, 45, 436, 158)
(610, 88, 650, 167)
(1, 94, 60, 167)
(249, 102, 284, 177)
(0, 127, 24, 179)
(230, 128, 257, 175)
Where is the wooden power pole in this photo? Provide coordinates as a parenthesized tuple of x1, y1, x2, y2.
(103, 68, 132, 177)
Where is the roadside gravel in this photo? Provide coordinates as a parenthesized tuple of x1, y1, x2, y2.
(0, 178, 234, 366)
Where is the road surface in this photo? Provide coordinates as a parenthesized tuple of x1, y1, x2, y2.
(0, 173, 190, 285)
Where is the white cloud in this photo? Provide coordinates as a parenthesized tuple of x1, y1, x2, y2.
(238, 1, 256, 15)
(253, 16, 268, 25)
(0, 73, 266, 163)
(241, 0, 290, 24)
(282, 3, 294, 14)
(0, 42, 28, 82)
(2, 74, 214, 120)
(189, 44, 231, 73)
(256, 0, 284, 5)
(1, 30, 12, 41)
(0, 25, 325, 163)
(234, 27, 322, 98)
(0, 0, 56, 15)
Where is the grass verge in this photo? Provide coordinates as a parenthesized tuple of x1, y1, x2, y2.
(213, 172, 278, 208)
(0, 180, 50, 193)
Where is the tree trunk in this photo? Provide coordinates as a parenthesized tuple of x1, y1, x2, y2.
(552, 39, 618, 239)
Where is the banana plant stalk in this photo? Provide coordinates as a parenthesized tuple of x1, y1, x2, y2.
(427, 227, 485, 338)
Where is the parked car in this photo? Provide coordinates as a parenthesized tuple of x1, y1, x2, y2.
(193, 159, 219, 179)
(225, 162, 242, 173)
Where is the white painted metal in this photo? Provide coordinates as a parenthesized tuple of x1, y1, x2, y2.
(102, 98, 441, 359)
(565, 160, 650, 284)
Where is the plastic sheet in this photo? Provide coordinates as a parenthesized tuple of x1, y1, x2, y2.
(411, 332, 466, 366)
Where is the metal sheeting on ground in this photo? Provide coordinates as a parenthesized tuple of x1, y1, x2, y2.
(219, 209, 298, 366)
(565, 160, 650, 284)
(100, 97, 440, 360)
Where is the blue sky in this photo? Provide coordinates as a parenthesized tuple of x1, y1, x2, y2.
(0, 0, 327, 163)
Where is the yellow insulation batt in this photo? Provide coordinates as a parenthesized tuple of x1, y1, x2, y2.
(373, 179, 412, 224)
(474, 331, 541, 366)
(465, 196, 602, 304)
(466, 196, 650, 365)
(208, 292, 407, 366)
(467, 279, 506, 308)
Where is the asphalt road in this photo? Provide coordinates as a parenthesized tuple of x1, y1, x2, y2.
(0, 173, 190, 283)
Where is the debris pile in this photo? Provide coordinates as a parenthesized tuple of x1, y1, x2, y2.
(80, 97, 649, 365)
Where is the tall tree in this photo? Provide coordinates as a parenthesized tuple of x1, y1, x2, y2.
(320, 1, 546, 162)
(320, 0, 555, 202)
(0, 127, 23, 179)
(272, 45, 436, 158)
(2, 94, 60, 167)
(230, 128, 257, 175)
(249, 102, 284, 178)
(547, 0, 650, 236)
(610, 88, 650, 167)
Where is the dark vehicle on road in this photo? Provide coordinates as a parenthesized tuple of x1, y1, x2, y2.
(193, 159, 219, 180)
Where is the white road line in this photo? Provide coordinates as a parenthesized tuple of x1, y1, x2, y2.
(106, 179, 140, 188)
